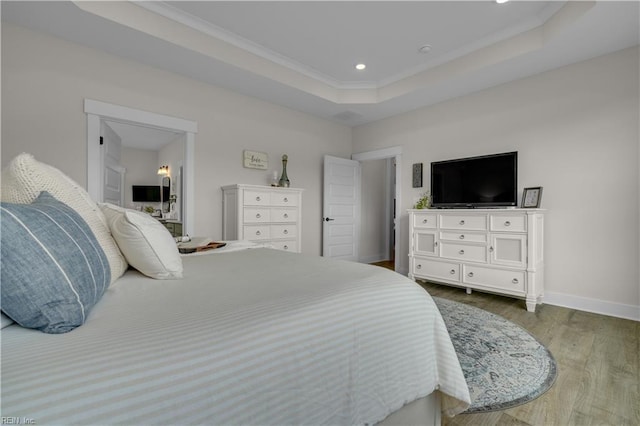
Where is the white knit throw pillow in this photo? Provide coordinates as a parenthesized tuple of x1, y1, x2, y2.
(1, 153, 128, 284)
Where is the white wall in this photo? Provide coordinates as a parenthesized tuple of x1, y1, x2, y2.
(121, 146, 159, 209)
(353, 46, 640, 319)
(1, 23, 353, 255)
(359, 159, 388, 263)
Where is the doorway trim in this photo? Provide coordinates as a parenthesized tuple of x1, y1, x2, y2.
(352, 146, 402, 272)
(84, 99, 198, 236)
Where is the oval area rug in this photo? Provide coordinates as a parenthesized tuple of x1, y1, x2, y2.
(432, 297, 558, 413)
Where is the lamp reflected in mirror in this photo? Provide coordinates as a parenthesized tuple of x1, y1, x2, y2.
(157, 165, 169, 176)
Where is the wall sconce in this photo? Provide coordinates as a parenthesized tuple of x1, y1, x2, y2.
(157, 165, 169, 176)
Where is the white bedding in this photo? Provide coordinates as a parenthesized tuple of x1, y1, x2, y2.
(1, 247, 470, 425)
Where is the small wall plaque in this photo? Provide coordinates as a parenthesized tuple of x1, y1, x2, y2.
(412, 163, 423, 188)
(243, 150, 268, 170)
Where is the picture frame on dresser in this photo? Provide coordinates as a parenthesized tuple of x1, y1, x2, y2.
(522, 187, 543, 208)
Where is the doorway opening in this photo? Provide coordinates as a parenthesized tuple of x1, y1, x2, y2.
(84, 99, 197, 236)
(352, 146, 402, 272)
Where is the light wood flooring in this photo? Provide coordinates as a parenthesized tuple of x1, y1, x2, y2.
(370, 261, 639, 426)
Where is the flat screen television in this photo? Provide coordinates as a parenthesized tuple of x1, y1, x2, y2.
(431, 151, 517, 208)
(132, 185, 169, 203)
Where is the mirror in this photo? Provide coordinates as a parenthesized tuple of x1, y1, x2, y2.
(89, 100, 194, 237)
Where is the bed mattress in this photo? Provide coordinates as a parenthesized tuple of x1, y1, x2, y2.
(1, 248, 469, 424)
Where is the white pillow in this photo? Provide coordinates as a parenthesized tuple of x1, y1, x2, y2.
(1, 153, 128, 284)
(100, 203, 183, 279)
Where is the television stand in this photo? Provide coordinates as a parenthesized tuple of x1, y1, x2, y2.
(408, 208, 544, 312)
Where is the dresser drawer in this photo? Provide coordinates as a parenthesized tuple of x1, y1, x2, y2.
(413, 258, 460, 282)
(243, 190, 271, 206)
(271, 191, 299, 207)
(490, 214, 526, 232)
(243, 207, 271, 223)
(440, 231, 487, 243)
(412, 213, 437, 229)
(271, 224, 297, 239)
(243, 225, 271, 240)
(440, 242, 487, 263)
(271, 207, 297, 223)
(440, 214, 487, 231)
(270, 240, 297, 252)
(462, 265, 526, 294)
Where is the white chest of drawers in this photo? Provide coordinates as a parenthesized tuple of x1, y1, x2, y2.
(408, 208, 544, 312)
(222, 184, 303, 253)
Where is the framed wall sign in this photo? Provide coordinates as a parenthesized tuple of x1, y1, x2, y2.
(243, 150, 268, 170)
(521, 186, 543, 208)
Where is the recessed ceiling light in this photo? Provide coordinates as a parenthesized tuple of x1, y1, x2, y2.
(418, 45, 432, 54)
(496, 0, 509, 3)
(355, 63, 366, 71)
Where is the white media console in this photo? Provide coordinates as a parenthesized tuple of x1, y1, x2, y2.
(408, 208, 544, 312)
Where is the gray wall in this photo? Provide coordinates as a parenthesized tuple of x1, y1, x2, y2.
(1, 23, 353, 255)
(353, 46, 640, 319)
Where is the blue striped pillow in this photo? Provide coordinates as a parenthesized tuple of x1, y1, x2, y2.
(1, 192, 111, 333)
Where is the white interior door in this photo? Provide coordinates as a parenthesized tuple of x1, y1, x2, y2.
(101, 122, 125, 206)
(103, 162, 125, 206)
(322, 155, 361, 260)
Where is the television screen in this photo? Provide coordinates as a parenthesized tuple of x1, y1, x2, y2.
(132, 185, 162, 202)
(431, 152, 517, 208)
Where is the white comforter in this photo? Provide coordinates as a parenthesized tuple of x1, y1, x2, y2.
(1, 247, 470, 425)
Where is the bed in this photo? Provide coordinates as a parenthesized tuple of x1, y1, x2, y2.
(1, 154, 470, 425)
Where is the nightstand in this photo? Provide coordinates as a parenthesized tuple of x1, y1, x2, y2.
(161, 221, 183, 237)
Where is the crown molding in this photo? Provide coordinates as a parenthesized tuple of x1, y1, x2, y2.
(133, 1, 353, 89)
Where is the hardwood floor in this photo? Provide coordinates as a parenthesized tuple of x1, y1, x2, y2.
(371, 260, 395, 270)
(418, 281, 640, 426)
(369, 262, 638, 425)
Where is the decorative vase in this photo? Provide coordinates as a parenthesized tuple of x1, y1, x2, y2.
(278, 154, 290, 187)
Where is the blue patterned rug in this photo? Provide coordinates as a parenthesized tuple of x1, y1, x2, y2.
(432, 297, 557, 413)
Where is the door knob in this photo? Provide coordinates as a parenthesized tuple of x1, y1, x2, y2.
(324, 217, 335, 222)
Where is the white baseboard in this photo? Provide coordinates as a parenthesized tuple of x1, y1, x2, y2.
(359, 254, 388, 264)
(544, 291, 640, 322)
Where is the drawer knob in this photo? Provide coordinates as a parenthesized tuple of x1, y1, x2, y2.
(423, 219, 428, 224)
(284, 213, 289, 218)
(284, 197, 289, 202)
(283, 229, 289, 235)
(256, 196, 261, 201)
(459, 249, 465, 255)
(283, 245, 289, 250)
(489, 246, 494, 252)
(459, 220, 465, 225)
(512, 278, 519, 284)
(450, 269, 455, 275)
(505, 221, 511, 226)
(256, 213, 261, 218)
(459, 234, 465, 240)
(468, 272, 474, 278)
(256, 230, 261, 236)
(416, 264, 422, 269)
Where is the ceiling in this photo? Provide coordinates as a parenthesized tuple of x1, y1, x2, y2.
(104, 120, 183, 151)
(3, 1, 639, 127)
